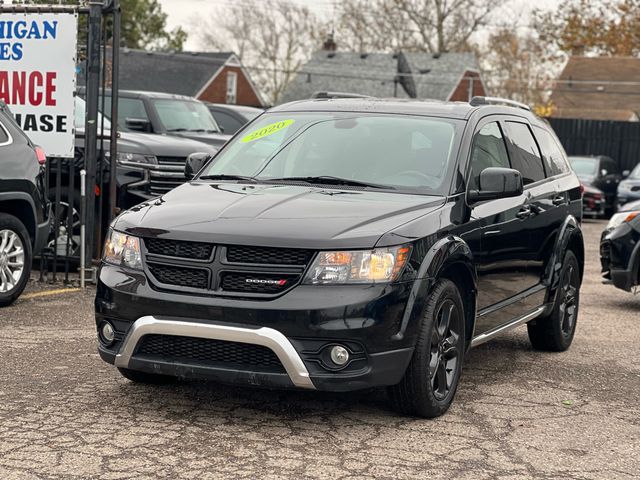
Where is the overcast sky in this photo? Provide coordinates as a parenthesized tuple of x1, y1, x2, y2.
(158, 0, 560, 51)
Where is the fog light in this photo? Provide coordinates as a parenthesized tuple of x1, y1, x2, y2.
(101, 322, 115, 344)
(330, 345, 350, 366)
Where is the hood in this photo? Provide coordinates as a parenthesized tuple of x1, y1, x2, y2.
(74, 129, 218, 157)
(620, 198, 640, 212)
(169, 131, 231, 147)
(114, 182, 445, 249)
(117, 131, 218, 157)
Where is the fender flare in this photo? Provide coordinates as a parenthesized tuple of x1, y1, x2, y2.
(392, 235, 477, 342)
(545, 215, 584, 302)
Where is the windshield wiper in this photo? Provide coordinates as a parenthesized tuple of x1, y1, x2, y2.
(166, 128, 188, 132)
(198, 174, 258, 183)
(264, 176, 392, 189)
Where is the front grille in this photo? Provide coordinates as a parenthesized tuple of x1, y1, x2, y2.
(147, 262, 209, 289)
(226, 245, 313, 265)
(149, 156, 187, 195)
(221, 272, 298, 294)
(137, 334, 285, 372)
(145, 238, 213, 260)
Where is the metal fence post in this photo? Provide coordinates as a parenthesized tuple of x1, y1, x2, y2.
(80, 169, 86, 289)
(83, 1, 103, 275)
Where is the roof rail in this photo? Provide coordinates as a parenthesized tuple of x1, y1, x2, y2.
(311, 91, 373, 100)
(469, 96, 531, 111)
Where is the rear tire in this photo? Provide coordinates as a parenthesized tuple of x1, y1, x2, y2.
(387, 278, 465, 418)
(527, 250, 580, 352)
(0, 213, 32, 308)
(118, 367, 176, 385)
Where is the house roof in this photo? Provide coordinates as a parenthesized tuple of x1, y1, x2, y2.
(551, 56, 640, 121)
(279, 51, 409, 104)
(117, 49, 234, 97)
(403, 52, 480, 100)
(279, 50, 481, 104)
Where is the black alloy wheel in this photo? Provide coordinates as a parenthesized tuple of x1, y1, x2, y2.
(528, 250, 580, 352)
(388, 278, 466, 418)
(430, 299, 463, 401)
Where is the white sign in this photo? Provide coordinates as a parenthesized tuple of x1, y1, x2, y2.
(0, 13, 78, 157)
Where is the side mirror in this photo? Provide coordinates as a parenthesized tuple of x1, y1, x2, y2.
(125, 117, 152, 132)
(185, 152, 213, 180)
(622, 170, 630, 178)
(468, 167, 523, 203)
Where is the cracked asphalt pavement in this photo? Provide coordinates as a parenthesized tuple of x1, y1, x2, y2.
(1, 219, 639, 479)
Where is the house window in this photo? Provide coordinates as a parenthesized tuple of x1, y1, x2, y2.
(226, 71, 237, 104)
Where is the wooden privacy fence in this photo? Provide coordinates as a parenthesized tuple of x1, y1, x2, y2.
(549, 118, 640, 172)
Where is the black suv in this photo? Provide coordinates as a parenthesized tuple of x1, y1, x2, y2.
(600, 199, 640, 292)
(96, 97, 584, 417)
(103, 90, 231, 147)
(569, 155, 622, 216)
(0, 102, 51, 306)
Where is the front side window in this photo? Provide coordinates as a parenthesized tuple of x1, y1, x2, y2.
(200, 113, 462, 193)
(468, 122, 511, 190)
(534, 127, 569, 176)
(153, 99, 220, 133)
(504, 121, 546, 185)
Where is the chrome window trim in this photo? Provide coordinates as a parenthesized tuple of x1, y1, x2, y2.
(114, 316, 316, 389)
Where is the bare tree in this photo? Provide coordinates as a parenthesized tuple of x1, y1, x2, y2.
(336, 0, 495, 54)
(478, 26, 554, 107)
(198, 0, 323, 105)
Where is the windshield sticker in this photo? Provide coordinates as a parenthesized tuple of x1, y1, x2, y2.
(241, 119, 294, 143)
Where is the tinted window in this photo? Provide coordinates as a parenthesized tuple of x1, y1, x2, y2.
(469, 122, 511, 189)
(0, 121, 9, 144)
(504, 121, 545, 184)
(101, 96, 149, 129)
(534, 127, 569, 176)
(202, 113, 461, 192)
(212, 110, 243, 134)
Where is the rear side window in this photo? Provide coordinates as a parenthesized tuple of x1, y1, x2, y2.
(504, 121, 546, 185)
(212, 110, 243, 134)
(0, 121, 9, 144)
(534, 127, 569, 176)
(469, 122, 511, 189)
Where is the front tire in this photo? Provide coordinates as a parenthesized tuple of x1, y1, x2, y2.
(388, 278, 465, 418)
(527, 250, 580, 351)
(0, 213, 32, 307)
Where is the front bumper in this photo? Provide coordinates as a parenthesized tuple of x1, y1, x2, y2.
(600, 223, 640, 292)
(96, 264, 422, 391)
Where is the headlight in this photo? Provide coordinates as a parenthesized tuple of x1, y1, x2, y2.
(112, 152, 157, 166)
(303, 245, 411, 284)
(607, 211, 640, 230)
(103, 229, 142, 269)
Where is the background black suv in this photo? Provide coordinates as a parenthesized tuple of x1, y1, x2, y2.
(96, 97, 584, 418)
(0, 102, 51, 306)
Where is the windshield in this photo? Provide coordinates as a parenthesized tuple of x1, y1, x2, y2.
(200, 112, 460, 192)
(74, 97, 111, 130)
(152, 99, 221, 133)
(569, 157, 597, 176)
(629, 164, 640, 179)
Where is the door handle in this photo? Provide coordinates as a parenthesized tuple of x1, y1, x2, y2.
(552, 195, 565, 206)
(516, 206, 532, 219)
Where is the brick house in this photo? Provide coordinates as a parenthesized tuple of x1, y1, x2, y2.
(280, 45, 485, 103)
(117, 49, 266, 107)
